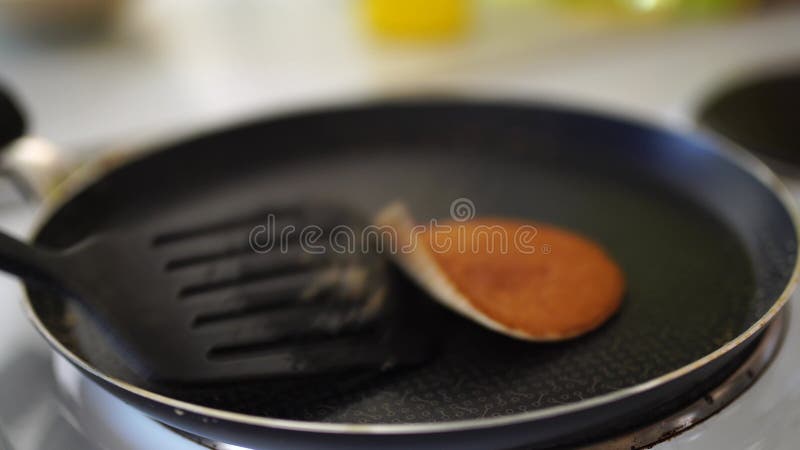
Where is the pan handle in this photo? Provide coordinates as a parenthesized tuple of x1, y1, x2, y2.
(0, 85, 24, 149)
(0, 84, 70, 201)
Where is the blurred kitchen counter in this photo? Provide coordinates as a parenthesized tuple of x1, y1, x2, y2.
(0, 0, 798, 155)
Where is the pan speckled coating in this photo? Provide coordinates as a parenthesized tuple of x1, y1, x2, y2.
(25, 101, 797, 448)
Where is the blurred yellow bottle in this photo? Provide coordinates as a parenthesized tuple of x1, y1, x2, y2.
(363, 0, 470, 40)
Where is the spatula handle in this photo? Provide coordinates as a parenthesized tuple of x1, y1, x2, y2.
(0, 230, 63, 294)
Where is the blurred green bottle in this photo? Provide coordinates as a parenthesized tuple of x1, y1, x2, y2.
(556, 0, 761, 22)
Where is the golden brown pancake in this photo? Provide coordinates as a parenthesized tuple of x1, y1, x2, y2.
(420, 218, 625, 339)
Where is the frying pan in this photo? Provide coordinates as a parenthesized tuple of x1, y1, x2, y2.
(1, 89, 798, 449)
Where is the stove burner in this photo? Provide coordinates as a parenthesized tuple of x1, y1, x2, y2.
(700, 69, 800, 173)
(156, 309, 788, 450)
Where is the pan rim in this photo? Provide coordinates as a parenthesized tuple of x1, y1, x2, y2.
(20, 97, 800, 435)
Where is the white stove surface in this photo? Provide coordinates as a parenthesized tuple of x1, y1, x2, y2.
(1, 2, 800, 449)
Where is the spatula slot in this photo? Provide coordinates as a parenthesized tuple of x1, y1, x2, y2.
(206, 329, 378, 361)
(165, 246, 257, 271)
(178, 264, 328, 299)
(151, 206, 306, 247)
(191, 299, 357, 328)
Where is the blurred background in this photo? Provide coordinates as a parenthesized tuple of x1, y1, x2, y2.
(0, 0, 798, 157)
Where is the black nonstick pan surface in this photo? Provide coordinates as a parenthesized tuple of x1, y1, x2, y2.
(11, 100, 799, 448)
